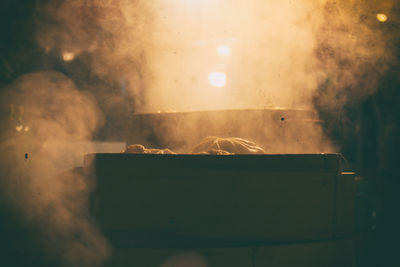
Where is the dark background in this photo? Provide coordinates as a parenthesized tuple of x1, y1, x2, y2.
(0, 0, 399, 266)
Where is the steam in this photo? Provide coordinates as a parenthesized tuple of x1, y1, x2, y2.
(145, 0, 319, 111)
(313, 0, 394, 111)
(33, 0, 320, 112)
(0, 72, 109, 266)
(0, 1, 394, 264)
(33, 0, 394, 112)
(31, 0, 394, 153)
(34, 0, 154, 110)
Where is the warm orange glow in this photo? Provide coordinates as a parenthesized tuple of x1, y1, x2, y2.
(147, 0, 319, 112)
(62, 52, 75, 62)
(376, 13, 388, 22)
(208, 72, 226, 87)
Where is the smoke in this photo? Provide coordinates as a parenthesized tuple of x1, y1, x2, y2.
(0, 71, 109, 266)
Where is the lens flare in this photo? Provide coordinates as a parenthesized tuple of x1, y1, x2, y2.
(208, 72, 226, 88)
(62, 52, 75, 62)
(376, 13, 388, 22)
(16, 125, 23, 132)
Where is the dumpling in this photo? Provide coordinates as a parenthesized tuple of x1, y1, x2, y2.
(192, 136, 265, 154)
(125, 144, 176, 154)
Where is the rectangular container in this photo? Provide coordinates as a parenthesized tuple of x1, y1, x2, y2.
(84, 153, 355, 248)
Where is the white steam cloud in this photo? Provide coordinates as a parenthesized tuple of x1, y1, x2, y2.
(0, 71, 109, 266)
(0, 0, 395, 265)
(33, 0, 394, 114)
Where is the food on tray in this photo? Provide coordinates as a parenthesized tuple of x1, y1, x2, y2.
(192, 136, 265, 154)
(125, 144, 176, 154)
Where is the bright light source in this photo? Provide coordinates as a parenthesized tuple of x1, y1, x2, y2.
(208, 72, 226, 87)
(376, 13, 388, 22)
(217, 45, 231, 56)
(62, 52, 75, 62)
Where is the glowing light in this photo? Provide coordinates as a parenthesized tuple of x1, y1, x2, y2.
(208, 72, 226, 87)
(16, 125, 23, 132)
(376, 13, 388, 22)
(217, 45, 231, 56)
(24, 126, 30, 132)
(62, 52, 75, 62)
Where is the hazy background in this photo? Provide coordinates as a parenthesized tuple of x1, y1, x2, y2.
(0, 0, 399, 266)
